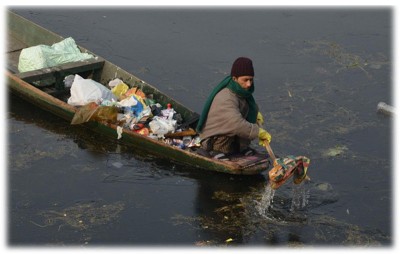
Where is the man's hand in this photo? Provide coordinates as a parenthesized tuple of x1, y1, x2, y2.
(258, 128, 272, 145)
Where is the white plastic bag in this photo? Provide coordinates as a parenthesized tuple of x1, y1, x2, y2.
(108, 78, 125, 88)
(149, 116, 177, 137)
(117, 96, 138, 107)
(67, 74, 117, 106)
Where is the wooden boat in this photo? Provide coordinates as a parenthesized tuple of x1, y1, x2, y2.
(6, 11, 269, 175)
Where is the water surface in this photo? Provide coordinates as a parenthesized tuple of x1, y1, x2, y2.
(8, 7, 392, 246)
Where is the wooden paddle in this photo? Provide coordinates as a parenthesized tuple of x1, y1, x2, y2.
(264, 140, 276, 162)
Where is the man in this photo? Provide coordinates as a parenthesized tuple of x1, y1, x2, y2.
(196, 57, 272, 161)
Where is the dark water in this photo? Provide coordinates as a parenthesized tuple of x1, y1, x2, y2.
(8, 7, 392, 246)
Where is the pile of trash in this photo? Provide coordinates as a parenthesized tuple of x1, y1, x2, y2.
(66, 74, 200, 150)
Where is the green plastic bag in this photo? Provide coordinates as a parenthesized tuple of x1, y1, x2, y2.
(18, 37, 94, 73)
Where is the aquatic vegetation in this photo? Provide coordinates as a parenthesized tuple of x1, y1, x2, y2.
(212, 190, 243, 202)
(310, 215, 388, 246)
(322, 145, 348, 158)
(171, 180, 388, 245)
(9, 141, 76, 170)
(262, 39, 390, 160)
(298, 40, 389, 78)
(32, 201, 125, 231)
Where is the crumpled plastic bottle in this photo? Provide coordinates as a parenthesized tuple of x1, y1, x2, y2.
(161, 103, 176, 120)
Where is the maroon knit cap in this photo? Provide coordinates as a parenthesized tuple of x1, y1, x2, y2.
(230, 57, 254, 77)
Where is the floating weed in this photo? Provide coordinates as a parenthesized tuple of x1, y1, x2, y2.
(212, 190, 242, 202)
(32, 201, 125, 231)
(264, 74, 378, 158)
(322, 145, 348, 158)
(9, 143, 75, 170)
(299, 40, 373, 78)
(171, 182, 388, 245)
(310, 215, 388, 245)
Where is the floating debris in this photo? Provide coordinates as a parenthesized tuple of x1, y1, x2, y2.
(10, 141, 75, 170)
(33, 201, 125, 231)
(212, 190, 241, 202)
(195, 240, 215, 246)
(225, 238, 234, 243)
(377, 102, 395, 116)
(111, 162, 124, 168)
(322, 145, 348, 158)
(171, 181, 388, 245)
(298, 40, 388, 78)
(315, 182, 333, 192)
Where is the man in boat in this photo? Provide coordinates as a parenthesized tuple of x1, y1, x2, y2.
(196, 57, 272, 161)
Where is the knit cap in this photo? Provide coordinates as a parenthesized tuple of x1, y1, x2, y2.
(230, 57, 254, 77)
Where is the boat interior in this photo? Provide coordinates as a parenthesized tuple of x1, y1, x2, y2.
(7, 32, 105, 102)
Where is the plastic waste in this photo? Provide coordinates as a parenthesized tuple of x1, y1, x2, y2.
(145, 98, 156, 106)
(130, 102, 144, 117)
(18, 37, 93, 72)
(161, 103, 176, 120)
(173, 139, 185, 149)
(117, 113, 126, 122)
(91, 106, 118, 123)
(135, 127, 149, 136)
(135, 107, 152, 124)
(108, 78, 125, 88)
(69, 75, 194, 151)
(117, 96, 143, 118)
(377, 102, 395, 116)
(100, 99, 118, 107)
(151, 103, 162, 116)
(131, 93, 147, 107)
(148, 116, 177, 137)
(111, 82, 129, 99)
(126, 87, 146, 100)
(188, 136, 201, 148)
(70, 102, 99, 125)
(118, 96, 138, 107)
(182, 136, 192, 147)
(127, 116, 139, 130)
(63, 74, 75, 88)
(67, 74, 117, 106)
(70, 102, 118, 125)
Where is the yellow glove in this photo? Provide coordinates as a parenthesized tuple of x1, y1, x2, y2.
(256, 112, 264, 126)
(258, 127, 272, 145)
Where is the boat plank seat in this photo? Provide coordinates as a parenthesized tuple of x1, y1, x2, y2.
(15, 57, 105, 89)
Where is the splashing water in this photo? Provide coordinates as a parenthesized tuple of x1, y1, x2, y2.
(255, 184, 276, 218)
(255, 181, 310, 219)
(290, 182, 310, 211)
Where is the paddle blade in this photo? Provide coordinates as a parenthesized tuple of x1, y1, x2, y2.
(268, 156, 310, 190)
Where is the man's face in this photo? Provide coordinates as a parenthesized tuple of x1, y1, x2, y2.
(233, 76, 254, 90)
